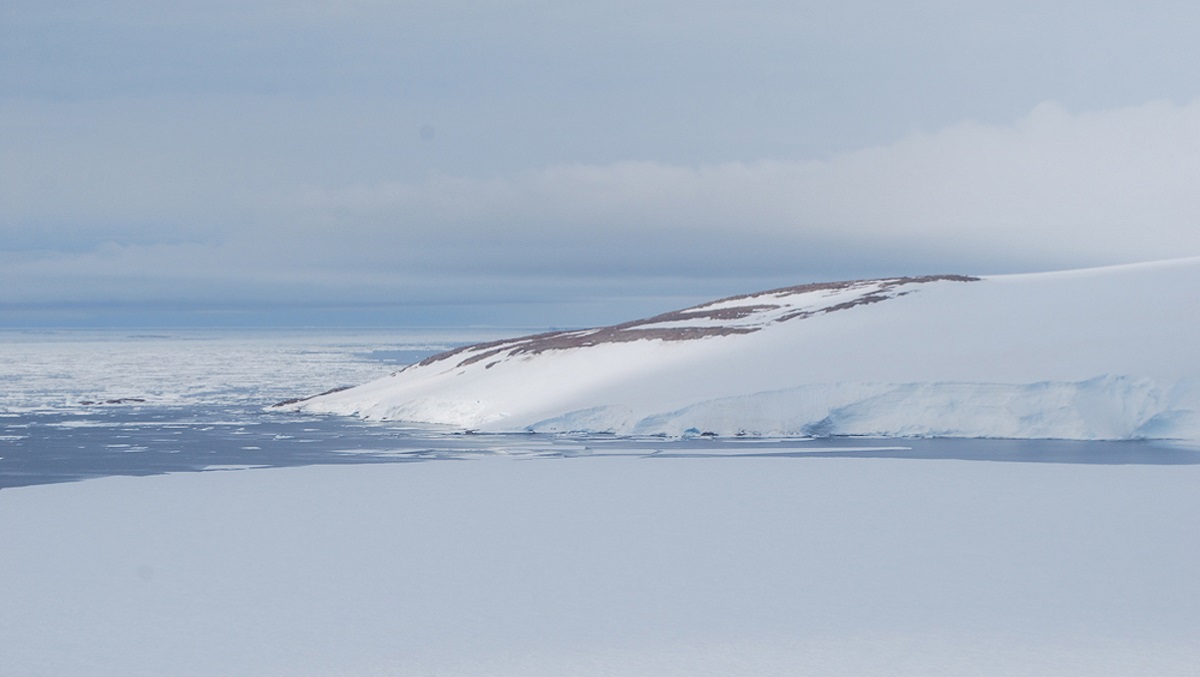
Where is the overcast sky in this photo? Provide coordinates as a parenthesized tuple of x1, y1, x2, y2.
(3, 0, 1199, 327)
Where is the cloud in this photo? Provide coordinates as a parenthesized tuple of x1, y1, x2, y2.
(293, 98, 1200, 270)
(4, 98, 1200, 322)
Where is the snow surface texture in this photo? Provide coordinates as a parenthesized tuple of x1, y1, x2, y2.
(288, 259, 1200, 441)
(4, 457, 1200, 677)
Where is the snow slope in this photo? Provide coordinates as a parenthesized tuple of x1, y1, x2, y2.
(286, 258, 1200, 441)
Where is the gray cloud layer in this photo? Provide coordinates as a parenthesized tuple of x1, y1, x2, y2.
(6, 99, 1199, 314)
(4, 1, 1200, 325)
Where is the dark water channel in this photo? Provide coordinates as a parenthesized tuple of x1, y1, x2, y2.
(2, 404, 1198, 490)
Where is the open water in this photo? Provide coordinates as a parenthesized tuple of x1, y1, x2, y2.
(2, 329, 1197, 490)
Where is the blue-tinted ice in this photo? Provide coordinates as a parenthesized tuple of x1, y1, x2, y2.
(2, 404, 1197, 490)
(3, 328, 1198, 490)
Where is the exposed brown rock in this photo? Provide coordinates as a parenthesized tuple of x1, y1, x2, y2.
(413, 274, 980, 370)
(271, 385, 354, 408)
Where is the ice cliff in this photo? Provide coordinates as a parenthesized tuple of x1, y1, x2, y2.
(281, 258, 1200, 441)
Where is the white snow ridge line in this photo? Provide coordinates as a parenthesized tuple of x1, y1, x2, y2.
(282, 257, 1200, 442)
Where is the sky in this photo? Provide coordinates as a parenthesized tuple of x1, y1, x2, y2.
(3, 0, 1199, 327)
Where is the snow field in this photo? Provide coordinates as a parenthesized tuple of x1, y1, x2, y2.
(2, 455, 1198, 676)
(296, 258, 1200, 441)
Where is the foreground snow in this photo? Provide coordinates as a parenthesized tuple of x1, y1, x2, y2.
(287, 258, 1200, 441)
(3, 455, 1199, 676)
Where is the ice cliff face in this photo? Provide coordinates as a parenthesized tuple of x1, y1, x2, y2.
(281, 259, 1200, 441)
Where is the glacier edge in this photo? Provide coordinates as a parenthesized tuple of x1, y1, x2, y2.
(526, 375, 1199, 441)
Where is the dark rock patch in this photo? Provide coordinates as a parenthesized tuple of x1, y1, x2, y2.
(79, 398, 147, 406)
(271, 385, 354, 408)
(407, 274, 981, 370)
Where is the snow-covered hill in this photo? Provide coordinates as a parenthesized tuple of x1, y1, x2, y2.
(282, 258, 1200, 441)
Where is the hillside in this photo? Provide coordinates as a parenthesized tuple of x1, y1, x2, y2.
(282, 258, 1200, 441)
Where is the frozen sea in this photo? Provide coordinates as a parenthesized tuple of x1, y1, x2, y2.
(0, 327, 517, 488)
(3, 328, 1198, 489)
(2, 329, 1199, 676)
